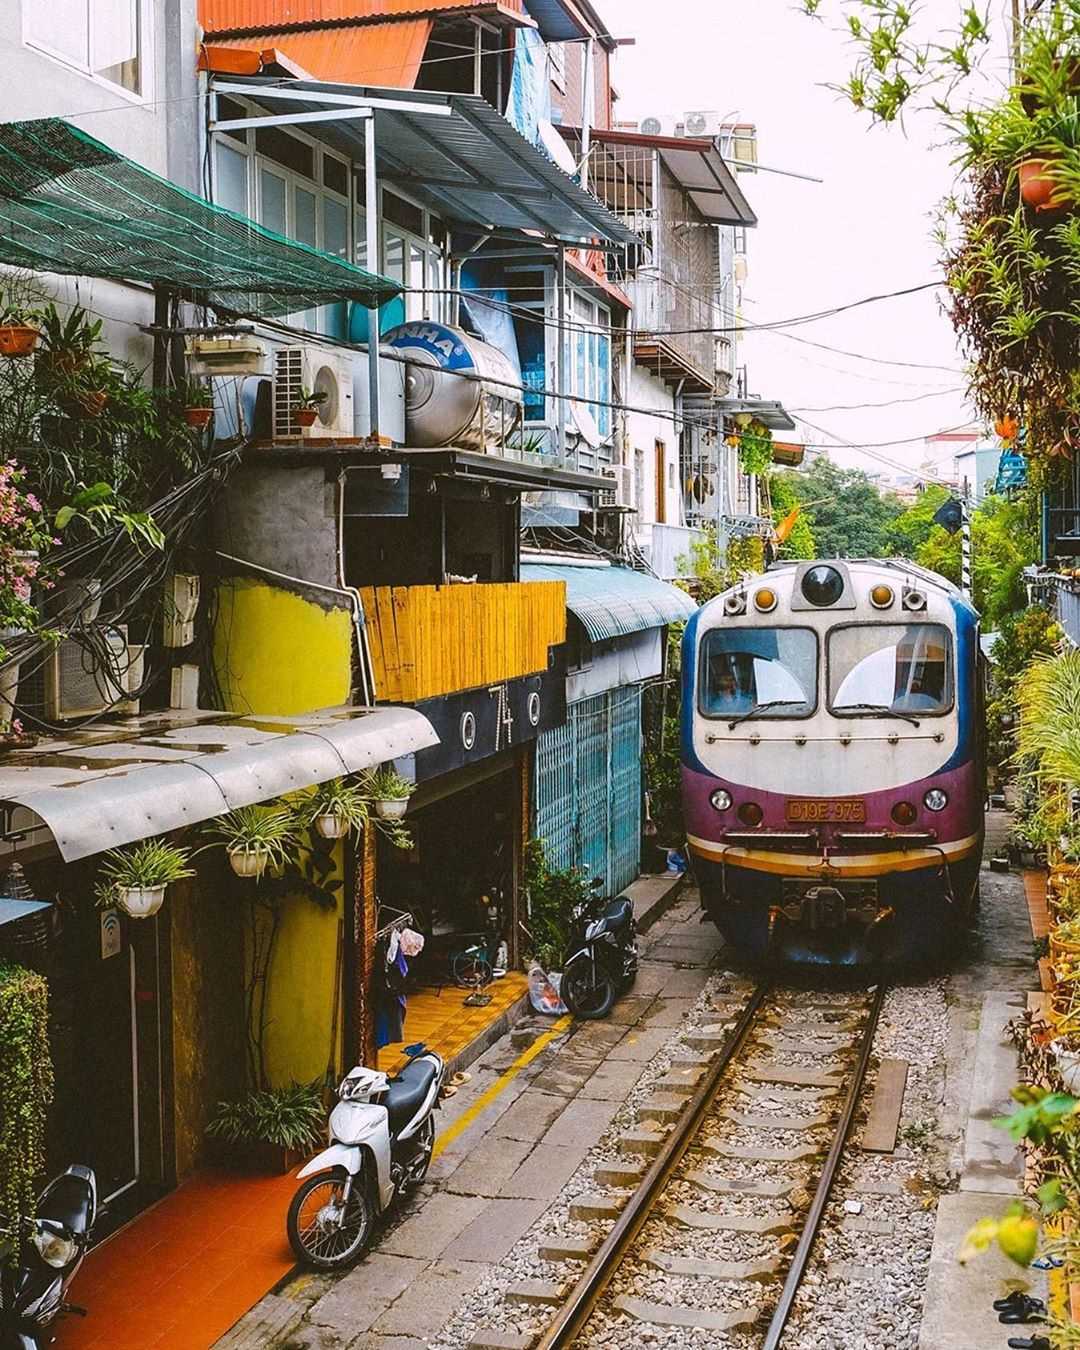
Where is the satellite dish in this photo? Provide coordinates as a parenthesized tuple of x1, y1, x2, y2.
(537, 119, 577, 175)
(684, 111, 709, 136)
(640, 116, 664, 137)
(569, 400, 602, 448)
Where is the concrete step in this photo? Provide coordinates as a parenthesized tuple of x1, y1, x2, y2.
(746, 1061, 843, 1088)
(594, 1162, 646, 1188)
(723, 1109, 833, 1132)
(645, 1250, 781, 1282)
(684, 1023, 733, 1052)
(702, 1139, 820, 1164)
(613, 1295, 761, 1332)
(736, 1082, 839, 1103)
(684, 1170, 798, 1199)
(618, 1128, 669, 1156)
(666, 1202, 794, 1236)
(656, 1066, 706, 1095)
(638, 1094, 687, 1125)
(469, 1331, 535, 1350)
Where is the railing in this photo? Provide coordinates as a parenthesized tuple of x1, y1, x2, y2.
(624, 270, 719, 388)
(358, 581, 566, 703)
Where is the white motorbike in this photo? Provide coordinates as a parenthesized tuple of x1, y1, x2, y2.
(287, 1049, 445, 1268)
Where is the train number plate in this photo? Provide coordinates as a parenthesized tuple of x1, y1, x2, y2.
(785, 798, 866, 824)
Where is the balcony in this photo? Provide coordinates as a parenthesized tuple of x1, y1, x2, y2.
(358, 581, 566, 703)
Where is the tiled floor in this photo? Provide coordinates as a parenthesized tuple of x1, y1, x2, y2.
(53, 1168, 299, 1350)
(53, 975, 529, 1350)
(378, 972, 529, 1075)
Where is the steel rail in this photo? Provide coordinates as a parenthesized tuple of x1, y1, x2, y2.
(761, 980, 888, 1350)
(533, 980, 772, 1350)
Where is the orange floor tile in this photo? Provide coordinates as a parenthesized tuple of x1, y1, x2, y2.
(378, 972, 529, 1075)
(52, 1168, 298, 1350)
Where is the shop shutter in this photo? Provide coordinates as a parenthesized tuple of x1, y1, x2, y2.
(534, 687, 642, 895)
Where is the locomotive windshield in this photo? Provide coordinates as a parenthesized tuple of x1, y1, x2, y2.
(829, 623, 953, 716)
(700, 628, 818, 719)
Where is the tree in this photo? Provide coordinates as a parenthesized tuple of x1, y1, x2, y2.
(778, 459, 904, 559)
(882, 484, 952, 559)
(768, 471, 816, 560)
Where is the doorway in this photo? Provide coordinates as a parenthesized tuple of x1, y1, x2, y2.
(655, 439, 667, 523)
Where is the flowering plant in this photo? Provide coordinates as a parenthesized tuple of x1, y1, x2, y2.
(0, 460, 52, 658)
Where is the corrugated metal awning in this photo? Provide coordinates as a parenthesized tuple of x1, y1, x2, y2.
(0, 898, 51, 928)
(207, 21, 436, 88)
(211, 76, 641, 245)
(0, 706, 438, 863)
(520, 561, 697, 642)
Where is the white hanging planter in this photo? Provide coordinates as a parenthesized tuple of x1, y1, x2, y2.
(314, 812, 348, 839)
(116, 884, 166, 919)
(374, 797, 409, 821)
(1051, 1039, 1080, 1094)
(228, 846, 268, 879)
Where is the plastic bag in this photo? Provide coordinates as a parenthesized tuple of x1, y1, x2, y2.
(527, 961, 567, 1015)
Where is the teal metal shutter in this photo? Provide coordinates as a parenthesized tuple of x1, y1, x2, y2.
(534, 686, 642, 895)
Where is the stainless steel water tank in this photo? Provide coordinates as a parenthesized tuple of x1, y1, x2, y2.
(383, 322, 523, 452)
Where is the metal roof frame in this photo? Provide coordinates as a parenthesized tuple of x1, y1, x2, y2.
(210, 76, 641, 245)
(718, 398, 796, 432)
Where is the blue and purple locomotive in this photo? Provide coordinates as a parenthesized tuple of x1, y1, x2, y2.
(681, 559, 985, 965)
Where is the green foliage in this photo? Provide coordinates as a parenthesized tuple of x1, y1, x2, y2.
(293, 386, 328, 410)
(362, 766, 414, 800)
(1016, 647, 1080, 795)
(674, 526, 764, 605)
(95, 838, 194, 908)
(768, 471, 816, 560)
(523, 839, 596, 970)
(0, 962, 53, 1223)
(986, 603, 1061, 770)
(882, 484, 952, 558)
(55, 481, 165, 552)
(295, 778, 370, 835)
(206, 1081, 324, 1151)
(737, 421, 773, 476)
(780, 458, 904, 559)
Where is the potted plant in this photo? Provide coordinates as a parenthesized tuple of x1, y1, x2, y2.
(95, 839, 194, 919)
(362, 766, 414, 821)
(293, 387, 327, 428)
(206, 1081, 324, 1173)
(37, 303, 104, 380)
(298, 777, 370, 840)
(0, 297, 41, 358)
(181, 380, 214, 429)
(205, 804, 296, 878)
(57, 355, 111, 419)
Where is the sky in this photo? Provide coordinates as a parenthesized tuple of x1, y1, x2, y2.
(609, 0, 1013, 479)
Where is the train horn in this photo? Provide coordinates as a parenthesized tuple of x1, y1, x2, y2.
(723, 591, 747, 616)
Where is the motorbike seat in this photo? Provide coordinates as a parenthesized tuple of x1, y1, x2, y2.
(38, 1171, 93, 1236)
(384, 1057, 438, 1135)
(599, 896, 634, 931)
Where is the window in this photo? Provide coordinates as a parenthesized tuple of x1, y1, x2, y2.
(27, 0, 146, 96)
(549, 42, 567, 92)
(700, 628, 818, 720)
(566, 288, 612, 437)
(828, 623, 953, 717)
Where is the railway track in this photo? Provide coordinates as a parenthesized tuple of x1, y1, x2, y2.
(472, 980, 887, 1350)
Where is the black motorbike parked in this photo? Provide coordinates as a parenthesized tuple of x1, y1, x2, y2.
(0, 1165, 97, 1350)
(561, 882, 638, 1019)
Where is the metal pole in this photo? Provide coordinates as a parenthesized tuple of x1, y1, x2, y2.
(580, 37, 594, 189)
(473, 20, 483, 97)
(556, 244, 567, 466)
(365, 113, 381, 443)
(962, 477, 973, 600)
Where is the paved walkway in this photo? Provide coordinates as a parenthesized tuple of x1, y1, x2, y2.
(215, 890, 721, 1350)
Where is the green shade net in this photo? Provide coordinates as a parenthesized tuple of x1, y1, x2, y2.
(0, 118, 401, 315)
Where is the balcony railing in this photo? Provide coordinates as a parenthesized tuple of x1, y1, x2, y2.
(359, 581, 566, 703)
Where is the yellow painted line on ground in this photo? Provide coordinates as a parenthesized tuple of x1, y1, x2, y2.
(433, 1014, 573, 1159)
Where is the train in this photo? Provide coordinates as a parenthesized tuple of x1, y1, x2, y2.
(680, 558, 985, 966)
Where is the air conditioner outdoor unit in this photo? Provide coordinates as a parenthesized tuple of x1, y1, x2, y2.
(615, 465, 635, 508)
(44, 625, 128, 721)
(682, 111, 722, 138)
(639, 115, 670, 137)
(272, 345, 355, 440)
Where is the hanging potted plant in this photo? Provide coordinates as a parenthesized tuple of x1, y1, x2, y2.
(362, 766, 415, 821)
(181, 379, 214, 430)
(205, 804, 297, 878)
(95, 839, 194, 919)
(0, 297, 41, 358)
(36, 303, 104, 381)
(298, 777, 370, 840)
(292, 387, 327, 429)
(57, 355, 111, 419)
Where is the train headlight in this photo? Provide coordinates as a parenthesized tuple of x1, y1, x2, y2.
(924, 788, 949, 812)
(737, 801, 763, 826)
(754, 587, 778, 613)
(870, 584, 894, 609)
(710, 789, 733, 812)
(891, 801, 917, 825)
(801, 565, 845, 607)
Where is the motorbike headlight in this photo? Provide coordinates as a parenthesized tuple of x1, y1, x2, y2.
(924, 788, 948, 812)
(32, 1221, 77, 1269)
(710, 789, 733, 812)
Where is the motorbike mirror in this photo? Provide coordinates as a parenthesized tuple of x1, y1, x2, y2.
(589, 877, 604, 889)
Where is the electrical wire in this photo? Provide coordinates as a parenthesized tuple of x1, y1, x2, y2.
(789, 386, 967, 413)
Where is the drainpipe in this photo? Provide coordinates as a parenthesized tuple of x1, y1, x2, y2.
(364, 113, 381, 443)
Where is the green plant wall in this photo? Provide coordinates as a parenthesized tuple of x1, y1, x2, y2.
(0, 961, 53, 1220)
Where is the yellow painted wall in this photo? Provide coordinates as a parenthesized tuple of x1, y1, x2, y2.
(213, 578, 353, 716)
(258, 844, 346, 1089)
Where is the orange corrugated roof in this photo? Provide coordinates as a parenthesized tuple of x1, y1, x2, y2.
(206, 18, 433, 86)
(200, 0, 523, 33)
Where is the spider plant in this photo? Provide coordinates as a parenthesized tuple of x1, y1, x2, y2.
(295, 778, 370, 839)
(94, 838, 194, 918)
(204, 804, 297, 878)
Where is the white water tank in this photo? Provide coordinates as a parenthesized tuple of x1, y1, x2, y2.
(383, 322, 523, 452)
